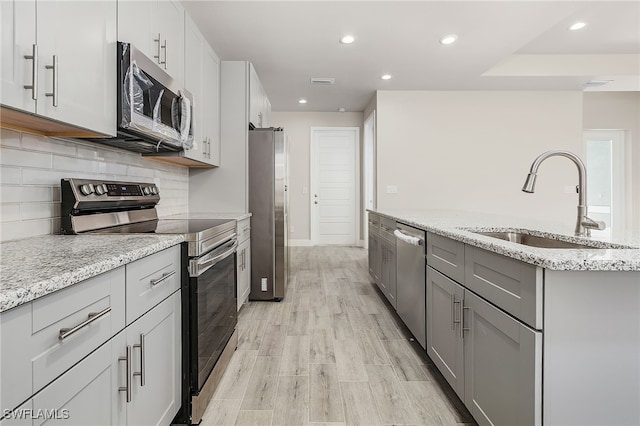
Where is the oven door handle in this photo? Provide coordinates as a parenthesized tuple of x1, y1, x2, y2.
(190, 240, 237, 277)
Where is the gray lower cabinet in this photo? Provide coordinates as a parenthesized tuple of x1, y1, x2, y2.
(426, 232, 542, 426)
(379, 240, 397, 308)
(368, 213, 381, 284)
(463, 290, 542, 426)
(426, 266, 464, 398)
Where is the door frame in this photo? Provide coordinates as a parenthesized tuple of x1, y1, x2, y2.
(363, 110, 376, 249)
(310, 126, 361, 246)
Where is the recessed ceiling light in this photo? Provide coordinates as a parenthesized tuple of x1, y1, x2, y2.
(298, 99, 307, 104)
(439, 34, 458, 45)
(569, 22, 587, 31)
(381, 74, 392, 80)
(339, 34, 356, 44)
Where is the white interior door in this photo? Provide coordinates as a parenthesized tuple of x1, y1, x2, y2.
(583, 130, 626, 234)
(311, 127, 359, 245)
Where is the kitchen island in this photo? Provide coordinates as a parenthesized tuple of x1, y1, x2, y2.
(368, 208, 640, 426)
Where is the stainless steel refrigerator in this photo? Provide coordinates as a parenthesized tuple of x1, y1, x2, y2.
(248, 128, 289, 301)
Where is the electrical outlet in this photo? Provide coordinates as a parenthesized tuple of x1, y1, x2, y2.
(261, 278, 268, 291)
(386, 185, 398, 194)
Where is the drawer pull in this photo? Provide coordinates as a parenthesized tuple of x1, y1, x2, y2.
(133, 334, 145, 386)
(119, 345, 132, 403)
(149, 270, 176, 286)
(58, 307, 111, 341)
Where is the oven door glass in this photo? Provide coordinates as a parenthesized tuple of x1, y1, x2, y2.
(190, 249, 237, 392)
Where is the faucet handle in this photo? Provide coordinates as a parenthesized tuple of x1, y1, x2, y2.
(582, 216, 606, 231)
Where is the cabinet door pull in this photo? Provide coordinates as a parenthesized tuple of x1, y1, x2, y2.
(461, 306, 471, 338)
(161, 40, 167, 69)
(150, 270, 176, 286)
(453, 299, 462, 333)
(44, 55, 58, 107)
(154, 34, 162, 64)
(133, 333, 146, 386)
(23, 44, 38, 100)
(118, 345, 133, 403)
(58, 306, 111, 341)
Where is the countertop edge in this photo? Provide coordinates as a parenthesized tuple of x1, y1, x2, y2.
(369, 209, 640, 272)
(0, 236, 184, 314)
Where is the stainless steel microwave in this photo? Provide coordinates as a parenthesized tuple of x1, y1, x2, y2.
(90, 42, 193, 154)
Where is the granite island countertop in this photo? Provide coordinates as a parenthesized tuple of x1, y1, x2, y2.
(369, 209, 640, 271)
(0, 234, 184, 313)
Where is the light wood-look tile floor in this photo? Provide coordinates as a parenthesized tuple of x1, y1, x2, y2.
(201, 246, 477, 426)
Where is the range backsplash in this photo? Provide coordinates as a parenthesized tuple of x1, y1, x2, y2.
(0, 128, 188, 242)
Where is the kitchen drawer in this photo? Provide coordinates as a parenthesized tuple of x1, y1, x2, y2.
(126, 245, 181, 324)
(380, 217, 396, 243)
(0, 267, 125, 413)
(238, 217, 251, 244)
(427, 232, 465, 283)
(464, 245, 542, 329)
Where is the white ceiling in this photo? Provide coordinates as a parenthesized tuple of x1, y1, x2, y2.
(182, 1, 640, 112)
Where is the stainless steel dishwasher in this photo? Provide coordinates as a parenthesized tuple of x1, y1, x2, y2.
(394, 223, 426, 349)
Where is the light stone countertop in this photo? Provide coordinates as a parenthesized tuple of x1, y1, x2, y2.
(0, 234, 184, 313)
(370, 209, 640, 271)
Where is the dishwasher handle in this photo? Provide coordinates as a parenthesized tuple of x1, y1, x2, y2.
(394, 229, 424, 246)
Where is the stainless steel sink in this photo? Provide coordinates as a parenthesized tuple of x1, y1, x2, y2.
(470, 231, 608, 249)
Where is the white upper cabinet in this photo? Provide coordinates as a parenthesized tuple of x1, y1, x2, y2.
(182, 14, 220, 167)
(248, 63, 271, 128)
(118, 0, 184, 85)
(0, 0, 116, 136)
(202, 44, 221, 166)
(1, 0, 36, 113)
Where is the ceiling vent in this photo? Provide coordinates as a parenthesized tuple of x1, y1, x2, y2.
(310, 77, 335, 85)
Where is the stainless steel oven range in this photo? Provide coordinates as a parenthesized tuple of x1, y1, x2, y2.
(61, 178, 237, 425)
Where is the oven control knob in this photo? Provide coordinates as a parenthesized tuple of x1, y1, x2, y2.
(143, 186, 151, 195)
(95, 184, 106, 195)
(150, 186, 158, 195)
(79, 184, 94, 196)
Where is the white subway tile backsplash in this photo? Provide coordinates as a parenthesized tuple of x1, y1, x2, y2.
(1, 204, 21, 222)
(0, 147, 52, 168)
(20, 202, 55, 220)
(0, 129, 21, 148)
(0, 218, 52, 241)
(52, 155, 101, 173)
(0, 167, 22, 185)
(0, 130, 189, 241)
(23, 134, 77, 156)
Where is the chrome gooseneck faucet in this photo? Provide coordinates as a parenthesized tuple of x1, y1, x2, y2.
(522, 150, 605, 237)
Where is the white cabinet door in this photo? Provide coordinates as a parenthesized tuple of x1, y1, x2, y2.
(25, 331, 126, 426)
(426, 266, 464, 399)
(202, 45, 221, 166)
(463, 291, 542, 426)
(36, 0, 116, 136)
(118, 0, 183, 84)
(126, 291, 181, 426)
(156, 0, 184, 85)
(183, 14, 206, 164)
(237, 239, 251, 310)
(0, 0, 36, 112)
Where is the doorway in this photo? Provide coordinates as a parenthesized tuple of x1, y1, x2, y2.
(310, 127, 360, 245)
(583, 130, 626, 234)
